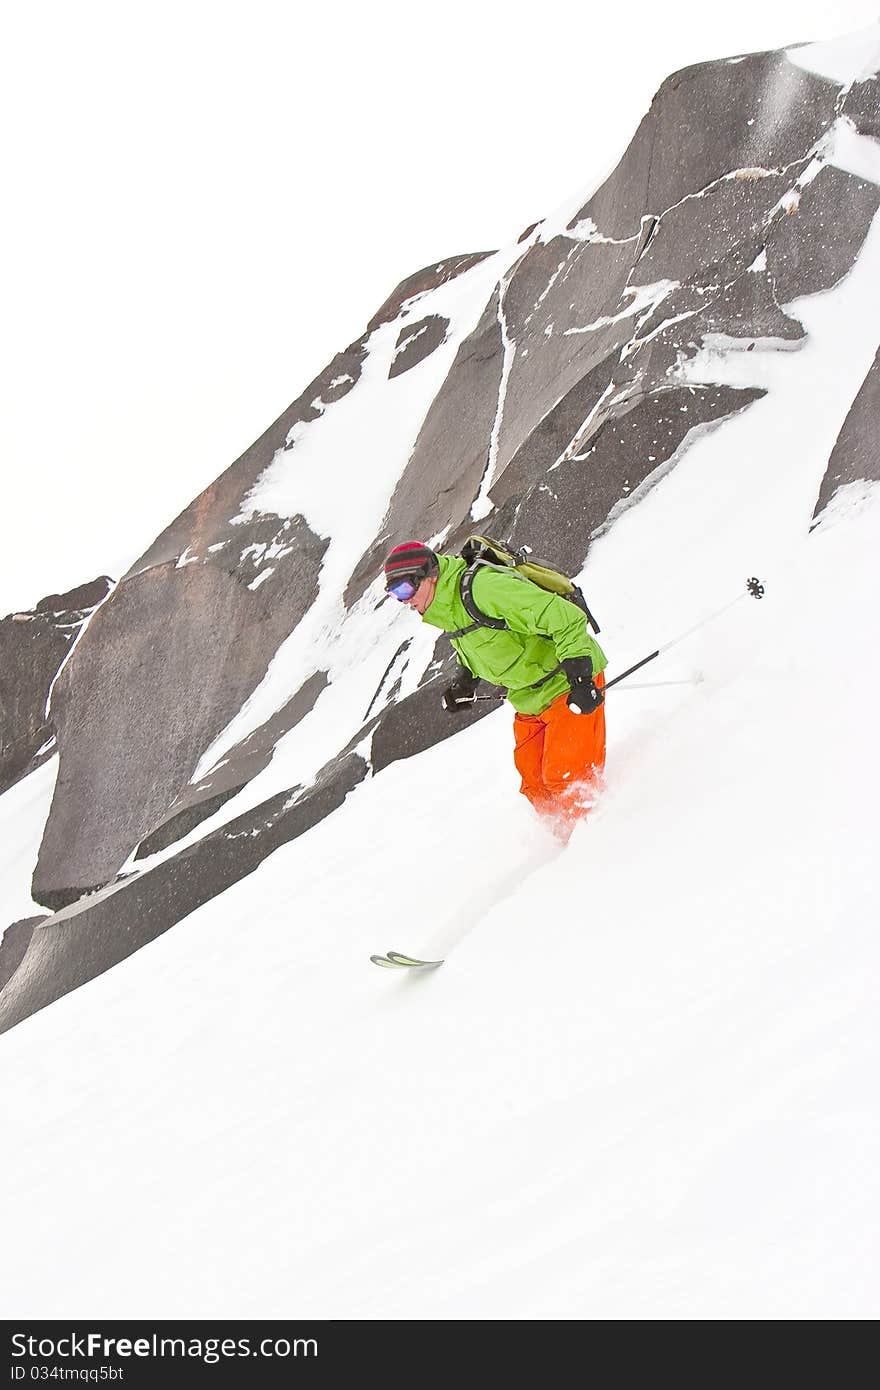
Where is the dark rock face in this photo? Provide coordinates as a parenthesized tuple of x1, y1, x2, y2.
(689, 270, 805, 343)
(0, 916, 45, 995)
(34, 578, 113, 616)
(134, 788, 243, 859)
(0, 576, 112, 795)
(135, 670, 329, 858)
(389, 315, 449, 378)
(568, 50, 840, 241)
(765, 166, 880, 301)
(4, 36, 879, 1030)
(33, 516, 326, 908)
(812, 346, 880, 520)
(630, 167, 802, 288)
(843, 77, 880, 139)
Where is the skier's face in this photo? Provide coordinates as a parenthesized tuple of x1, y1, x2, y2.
(405, 574, 437, 615)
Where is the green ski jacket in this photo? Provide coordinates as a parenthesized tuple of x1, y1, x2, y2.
(421, 554, 607, 715)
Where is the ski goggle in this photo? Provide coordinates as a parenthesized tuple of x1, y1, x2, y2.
(386, 576, 420, 602)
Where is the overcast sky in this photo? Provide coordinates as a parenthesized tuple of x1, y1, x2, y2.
(2, 0, 877, 610)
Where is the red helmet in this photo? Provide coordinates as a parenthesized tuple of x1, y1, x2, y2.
(383, 542, 438, 589)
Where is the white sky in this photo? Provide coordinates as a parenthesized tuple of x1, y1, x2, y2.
(1, 0, 876, 611)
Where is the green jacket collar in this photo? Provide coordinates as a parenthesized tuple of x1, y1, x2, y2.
(421, 554, 467, 632)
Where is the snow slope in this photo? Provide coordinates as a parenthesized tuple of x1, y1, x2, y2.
(1, 223, 878, 1314)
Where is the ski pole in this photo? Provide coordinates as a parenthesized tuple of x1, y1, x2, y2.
(603, 577, 765, 694)
(469, 677, 701, 701)
(606, 678, 702, 691)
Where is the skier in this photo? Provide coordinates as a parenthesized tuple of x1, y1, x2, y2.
(383, 541, 608, 830)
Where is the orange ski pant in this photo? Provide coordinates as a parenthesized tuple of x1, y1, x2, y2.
(512, 673, 606, 821)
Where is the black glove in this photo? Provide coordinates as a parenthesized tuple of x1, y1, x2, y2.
(441, 669, 480, 713)
(562, 657, 604, 715)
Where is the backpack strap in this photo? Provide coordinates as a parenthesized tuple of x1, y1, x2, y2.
(460, 562, 507, 630)
(441, 561, 507, 639)
(570, 584, 601, 636)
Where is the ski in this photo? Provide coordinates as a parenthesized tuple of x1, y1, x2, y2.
(370, 953, 402, 969)
(388, 950, 443, 968)
(370, 950, 444, 970)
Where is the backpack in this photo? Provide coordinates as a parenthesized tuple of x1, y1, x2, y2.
(447, 534, 601, 639)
